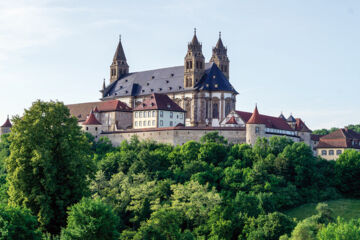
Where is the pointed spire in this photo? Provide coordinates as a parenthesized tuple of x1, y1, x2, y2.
(287, 113, 296, 122)
(113, 35, 127, 61)
(279, 112, 286, 120)
(102, 78, 106, 90)
(190, 27, 200, 46)
(247, 104, 264, 124)
(215, 31, 225, 49)
(83, 110, 101, 125)
(1, 115, 12, 128)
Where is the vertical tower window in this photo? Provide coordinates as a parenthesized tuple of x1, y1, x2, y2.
(212, 103, 219, 118)
(225, 102, 231, 116)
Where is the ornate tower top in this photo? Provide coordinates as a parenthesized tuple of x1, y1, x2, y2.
(184, 28, 205, 88)
(210, 31, 229, 79)
(110, 35, 129, 83)
(113, 35, 127, 62)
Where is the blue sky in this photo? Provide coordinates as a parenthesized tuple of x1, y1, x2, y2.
(0, 0, 359, 129)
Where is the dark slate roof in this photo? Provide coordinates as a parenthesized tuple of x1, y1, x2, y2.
(134, 93, 185, 112)
(195, 63, 238, 93)
(279, 113, 286, 120)
(102, 62, 237, 99)
(287, 115, 296, 122)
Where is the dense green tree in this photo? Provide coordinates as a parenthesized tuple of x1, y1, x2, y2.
(200, 131, 228, 144)
(132, 208, 186, 240)
(317, 217, 360, 240)
(0, 204, 42, 240)
(243, 212, 296, 240)
(335, 149, 360, 197)
(171, 181, 221, 228)
(61, 198, 120, 240)
(6, 100, 95, 234)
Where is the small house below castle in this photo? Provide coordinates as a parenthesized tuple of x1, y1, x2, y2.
(133, 93, 185, 129)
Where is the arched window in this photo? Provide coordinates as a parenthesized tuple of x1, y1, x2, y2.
(225, 101, 231, 116)
(212, 103, 219, 118)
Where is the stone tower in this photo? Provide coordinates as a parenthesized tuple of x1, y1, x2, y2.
(184, 29, 205, 88)
(210, 32, 229, 79)
(82, 110, 102, 138)
(246, 106, 266, 145)
(0, 116, 12, 135)
(110, 36, 129, 83)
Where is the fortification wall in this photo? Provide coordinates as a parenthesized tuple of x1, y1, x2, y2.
(100, 127, 246, 146)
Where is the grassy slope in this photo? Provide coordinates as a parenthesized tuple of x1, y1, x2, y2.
(285, 199, 360, 221)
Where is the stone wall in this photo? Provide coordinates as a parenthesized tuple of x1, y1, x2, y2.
(100, 127, 246, 146)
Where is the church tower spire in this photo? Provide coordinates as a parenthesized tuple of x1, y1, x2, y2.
(210, 31, 230, 79)
(110, 35, 129, 83)
(184, 28, 205, 88)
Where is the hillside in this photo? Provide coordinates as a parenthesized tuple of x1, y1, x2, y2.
(285, 199, 360, 221)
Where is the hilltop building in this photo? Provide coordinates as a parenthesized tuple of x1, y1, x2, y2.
(62, 30, 316, 150)
(317, 128, 360, 160)
(0, 116, 12, 136)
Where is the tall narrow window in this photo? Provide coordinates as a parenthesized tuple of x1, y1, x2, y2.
(225, 102, 231, 116)
(212, 103, 219, 118)
(205, 101, 209, 118)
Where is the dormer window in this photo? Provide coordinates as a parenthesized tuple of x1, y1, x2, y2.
(143, 103, 146, 107)
(169, 87, 172, 90)
(159, 88, 162, 91)
(142, 90, 145, 93)
(214, 84, 218, 88)
(167, 104, 171, 108)
(152, 76, 155, 79)
(147, 83, 150, 86)
(166, 80, 169, 83)
(213, 75, 216, 79)
(171, 73, 174, 77)
(151, 89, 154, 92)
(125, 79, 128, 82)
(125, 90, 128, 93)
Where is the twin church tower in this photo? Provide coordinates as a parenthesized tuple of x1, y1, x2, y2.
(109, 29, 230, 86)
(104, 29, 237, 127)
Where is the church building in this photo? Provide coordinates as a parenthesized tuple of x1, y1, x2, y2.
(101, 30, 237, 127)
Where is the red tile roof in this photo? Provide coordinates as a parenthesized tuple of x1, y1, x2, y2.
(134, 93, 185, 112)
(247, 106, 263, 124)
(317, 128, 360, 149)
(226, 116, 238, 125)
(1, 117, 12, 128)
(67, 99, 131, 122)
(82, 111, 101, 125)
(97, 100, 132, 112)
(295, 118, 311, 132)
(236, 110, 293, 131)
